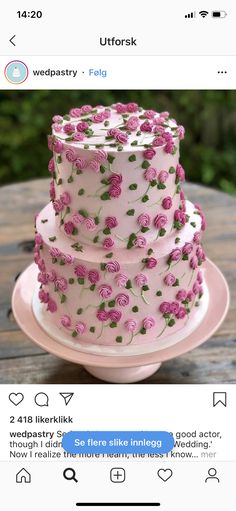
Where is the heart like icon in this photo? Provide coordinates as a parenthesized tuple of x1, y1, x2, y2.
(157, 468, 173, 482)
(9, 393, 24, 406)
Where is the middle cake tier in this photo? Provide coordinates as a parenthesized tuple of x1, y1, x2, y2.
(35, 200, 206, 347)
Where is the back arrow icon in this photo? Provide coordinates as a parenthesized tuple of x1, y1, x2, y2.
(9, 35, 16, 46)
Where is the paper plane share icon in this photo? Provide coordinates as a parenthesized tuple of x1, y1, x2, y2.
(59, 393, 74, 406)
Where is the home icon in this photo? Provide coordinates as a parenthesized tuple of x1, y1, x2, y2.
(16, 468, 31, 483)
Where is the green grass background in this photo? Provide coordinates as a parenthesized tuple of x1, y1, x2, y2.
(0, 90, 236, 194)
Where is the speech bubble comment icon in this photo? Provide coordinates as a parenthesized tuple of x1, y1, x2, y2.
(34, 392, 49, 407)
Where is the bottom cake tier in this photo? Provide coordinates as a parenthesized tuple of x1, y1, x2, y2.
(34, 201, 207, 347)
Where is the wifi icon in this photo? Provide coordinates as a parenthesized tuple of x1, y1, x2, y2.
(199, 10, 209, 18)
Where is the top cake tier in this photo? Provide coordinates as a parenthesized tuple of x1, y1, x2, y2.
(48, 103, 186, 250)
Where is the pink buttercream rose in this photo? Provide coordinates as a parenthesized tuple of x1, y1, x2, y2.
(75, 158, 87, 170)
(162, 196, 172, 210)
(109, 185, 122, 198)
(74, 265, 87, 278)
(61, 315, 71, 328)
(140, 121, 152, 132)
(169, 302, 180, 314)
(169, 248, 182, 262)
(38, 272, 48, 285)
(137, 213, 151, 227)
(96, 309, 109, 322)
(158, 170, 169, 183)
(88, 270, 100, 284)
(115, 131, 128, 144)
(197, 271, 203, 284)
(190, 256, 198, 269)
(98, 284, 113, 299)
(193, 232, 201, 244)
(108, 309, 122, 322)
(62, 253, 74, 265)
(37, 259, 45, 272)
(49, 180, 55, 200)
(84, 217, 96, 231)
(127, 102, 139, 113)
(53, 199, 64, 213)
(164, 273, 176, 286)
(182, 242, 193, 255)
(176, 164, 185, 182)
(64, 221, 75, 235)
(73, 133, 84, 142)
(52, 115, 63, 123)
(126, 116, 139, 131)
(53, 139, 64, 153)
(115, 293, 129, 307)
(143, 317, 155, 329)
(38, 289, 49, 303)
(176, 289, 187, 301)
(107, 128, 120, 137)
(92, 113, 104, 123)
(115, 273, 128, 288)
(125, 319, 137, 332)
(196, 247, 205, 260)
(143, 148, 156, 160)
(105, 216, 118, 229)
(144, 109, 156, 119)
(65, 149, 76, 162)
(48, 158, 55, 172)
(154, 214, 168, 229)
(193, 281, 200, 295)
(89, 159, 100, 172)
(135, 273, 148, 287)
(114, 103, 127, 113)
(174, 209, 186, 224)
(146, 257, 157, 269)
(134, 236, 147, 248)
(152, 136, 165, 147)
(55, 277, 68, 292)
(177, 125, 185, 140)
(94, 149, 107, 163)
(60, 192, 71, 206)
(35, 233, 43, 246)
(108, 173, 122, 185)
(81, 105, 92, 114)
(159, 302, 171, 314)
(72, 213, 84, 225)
(47, 299, 57, 313)
(46, 270, 57, 282)
(75, 321, 86, 334)
(103, 237, 114, 250)
(144, 167, 157, 182)
(187, 290, 195, 302)
(63, 123, 75, 134)
(176, 307, 186, 319)
(106, 261, 120, 273)
(49, 247, 61, 258)
(69, 108, 82, 117)
(76, 121, 89, 132)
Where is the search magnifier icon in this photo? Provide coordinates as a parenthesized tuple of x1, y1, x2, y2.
(63, 468, 78, 483)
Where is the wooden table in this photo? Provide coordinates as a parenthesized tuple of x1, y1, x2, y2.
(0, 179, 235, 384)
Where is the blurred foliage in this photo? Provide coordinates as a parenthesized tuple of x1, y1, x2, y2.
(0, 90, 236, 194)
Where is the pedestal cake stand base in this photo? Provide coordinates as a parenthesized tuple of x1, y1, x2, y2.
(12, 259, 229, 383)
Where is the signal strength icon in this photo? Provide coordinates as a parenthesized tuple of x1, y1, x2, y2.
(199, 10, 209, 17)
(185, 11, 196, 18)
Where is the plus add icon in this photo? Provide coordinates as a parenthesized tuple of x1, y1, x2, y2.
(110, 468, 126, 483)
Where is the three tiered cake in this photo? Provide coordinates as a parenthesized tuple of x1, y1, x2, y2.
(34, 102, 207, 351)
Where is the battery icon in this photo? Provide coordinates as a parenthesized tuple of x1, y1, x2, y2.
(212, 10, 227, 18)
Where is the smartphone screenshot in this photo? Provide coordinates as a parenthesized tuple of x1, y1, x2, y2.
(0, 2, 235, 510)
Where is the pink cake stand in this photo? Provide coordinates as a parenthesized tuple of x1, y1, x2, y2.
(12, 259, 229, 383)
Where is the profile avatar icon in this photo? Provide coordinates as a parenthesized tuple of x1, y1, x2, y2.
(205, 468, 220, 483)
(4, 60, 29, 84)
